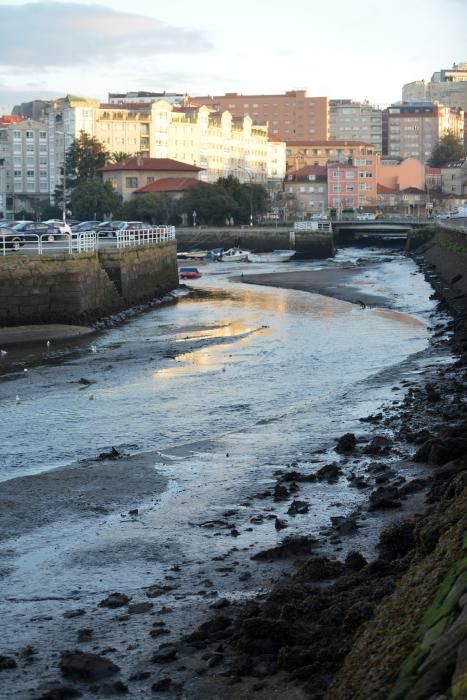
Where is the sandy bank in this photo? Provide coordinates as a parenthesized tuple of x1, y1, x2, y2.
(0, 324, 95, 346)
(0, 452, 167, 542)
(235, 266, 392, 307)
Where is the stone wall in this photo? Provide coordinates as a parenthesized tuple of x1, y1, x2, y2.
(0, 243, 178, 326)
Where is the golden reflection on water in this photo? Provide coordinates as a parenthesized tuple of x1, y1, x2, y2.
(374, 308, 426, 328)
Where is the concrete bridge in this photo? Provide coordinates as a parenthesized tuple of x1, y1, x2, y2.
(332, 220, 416, 243)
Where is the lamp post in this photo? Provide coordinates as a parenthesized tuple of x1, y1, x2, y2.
(55, 130, 70, 223)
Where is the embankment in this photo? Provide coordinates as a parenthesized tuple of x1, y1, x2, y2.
(0, 243, 178, 326)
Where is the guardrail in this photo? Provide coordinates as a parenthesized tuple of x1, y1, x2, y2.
(294, 221, 333, 232)
(0, 226, 176, 256)
(435, 219, 467, 235)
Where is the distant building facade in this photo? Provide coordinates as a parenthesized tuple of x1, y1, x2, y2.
(402, 62, 467, 111)
(377, 156, 426, 192)
(190, 90, 329, 141)
(108, 91, 187, 106)
(329, 100, 382, 152)
(440, 159, 467, 197)
(0, 118, 50, 218)
(383, 101, 464, 163)
(284, 165, 328, 218)
(98, 156, 202, 202)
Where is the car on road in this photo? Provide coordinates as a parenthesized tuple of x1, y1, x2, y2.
(0, 226, 24, 250)
(13, 221, 63, 242)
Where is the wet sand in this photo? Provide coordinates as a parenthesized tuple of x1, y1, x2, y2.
(235, 266, 392, 307)
(0, 324, 95, 346)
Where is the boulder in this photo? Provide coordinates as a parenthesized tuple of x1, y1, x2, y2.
(59, 651, 119, 682)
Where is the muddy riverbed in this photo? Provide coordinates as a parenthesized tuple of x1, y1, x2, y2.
(0, 247, 455, 699)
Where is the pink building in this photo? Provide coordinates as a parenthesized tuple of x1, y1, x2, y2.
(378, 156, 425, 191)
(326, 162, 360, 211)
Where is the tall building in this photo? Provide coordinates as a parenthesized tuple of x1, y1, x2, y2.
(189, 90, 329, 141)
(329, 100, 382, 152)
(0, 118, 50, 218)
(108, 91, 187, 106)
(403, 62, 467, 110)
(46, 96, 285, 186)
(383, 101, 464, 163)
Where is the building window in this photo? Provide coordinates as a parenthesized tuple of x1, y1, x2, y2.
(146, 177, 154, 184)
(346, 184, 354, 192)
(26, 169, 34, 177)
(39, 132, 47, 139)
(333, 184, 341, 192)
(26, 131, 34, 139)
(125, 177, 138, 188)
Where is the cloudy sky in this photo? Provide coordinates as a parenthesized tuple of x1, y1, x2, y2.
(0, 0, 466, 114)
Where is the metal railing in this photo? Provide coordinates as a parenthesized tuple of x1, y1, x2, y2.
(0, 226, 176, 256)
(115, 226, 176, 248)
(293, 221, 333, 232)
(435, 219, 467, 236)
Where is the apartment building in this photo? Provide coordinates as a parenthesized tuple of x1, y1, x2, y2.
(327, 161, 362, 212)
(441, 159, 467, 197)
(0, 118, 50, 218)
(46, 96, 285, 187)
(403, 62, 467, 111)
(284, 165, 328, 218)
(190, 90, 328, 141)
(383, 101, 464, 163)
(329, 100, 382, 152)
(108, 91, 187, 106)
(377, 156, 425, 191)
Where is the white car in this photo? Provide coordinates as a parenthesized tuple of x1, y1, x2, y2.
(43, 219, 72, 235)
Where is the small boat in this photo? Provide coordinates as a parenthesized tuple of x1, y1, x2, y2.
(247, 249, 296, 263)
(179, 267, 202, 279)
(221, 247, 250, 262)
(177, 250, 209, 260)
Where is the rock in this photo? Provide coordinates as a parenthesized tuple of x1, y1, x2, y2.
(151, 645, 178, 663)
(145, 585, 173, 598)
(287, 499, 309, 515)
(251, 535, 317, 561)
(0, 655, 17, 671)
(330, 516, 358, 536)
(99, 681, 128, 696)
(274, 517, 288, 530)
(63, 609, 86, 619)
(128, 602, 153, 615)
(369, 485, 402, 510)
(38, 687, 82, 699)
(210, 598, 230, 610)
(296, 556, 344, 581)
(185, 616, 231, 643)
(98, 593, 130, 609)
(345, 550, 367, 571)
(363, 435, 392, 456)
(241, 617, 292, 650)
(77, 629, 93, 643)
(128, 509, 138, 516)
(335, 433, 357, 453)
(151, 678, 172, 691)
(273, 484, 289, 501)
(59, 651, 120, 682)
(96, 447, 121, 461)
(377, 518, 416, 560)
(316, 463, 342, 483)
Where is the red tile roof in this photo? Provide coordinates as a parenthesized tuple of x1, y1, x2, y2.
(427, 167, 442, 174)
(288, 165, 327, 177)
(377, 184, 397, 194)
(99, 157, 203, 173)
(134, 177, 204, 194)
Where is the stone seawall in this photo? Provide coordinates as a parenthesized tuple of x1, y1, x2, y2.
(0, 243, 178, 326)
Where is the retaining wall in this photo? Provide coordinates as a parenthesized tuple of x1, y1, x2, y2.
(0, 243, 178, 325)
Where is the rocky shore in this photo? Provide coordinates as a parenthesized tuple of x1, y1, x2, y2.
(1, 234, 466, 699)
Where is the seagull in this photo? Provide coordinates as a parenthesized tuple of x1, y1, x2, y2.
(46, 340, 50, 349)
(88, 393, 94, 400)
(15, 395, 21, 404)
(0, 349, 7, 357)
(91, 344, 97, 354)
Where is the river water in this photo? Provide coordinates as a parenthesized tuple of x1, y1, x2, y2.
(0, 246, 450, 699)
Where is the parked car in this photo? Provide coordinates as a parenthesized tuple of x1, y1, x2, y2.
(95, 220, 124, 237)
(43, 219, 72, 235)
(117, 221, 148, 231)
(71, 220, 100, 233)
(0, 226, 24, 250)
(179, 267, 202, 279)
(13, 221, 62, 241)
(0, 219, 29, 229)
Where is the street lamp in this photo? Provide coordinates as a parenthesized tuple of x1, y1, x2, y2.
(55, 130, 70, 223)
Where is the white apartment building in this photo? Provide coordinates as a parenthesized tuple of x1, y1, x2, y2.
(0, 119, 50, 218)
(403, 62, 467, 111)
(46, 97, 286, 186)
(329, 100, 382, 153)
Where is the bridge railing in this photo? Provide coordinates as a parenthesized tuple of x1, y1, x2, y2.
(435, 219, 467, 236)
(116, 226, 176, 248)
(294, 221, 333, 232)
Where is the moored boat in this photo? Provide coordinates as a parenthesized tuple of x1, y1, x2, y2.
(247, 249, 296, 263)
(221, 247, 250, 262)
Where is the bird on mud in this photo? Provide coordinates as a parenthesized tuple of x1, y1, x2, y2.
(15, 395, 21, 404)
(46, 340, 50, 349)
(357, 300, 367, 309)
(0, 349, 7, 357)
(91, 344, 97, 353)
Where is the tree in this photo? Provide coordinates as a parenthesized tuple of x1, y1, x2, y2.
(109, 151, 132, 164)
(174, 183, 239, 225)
(217, 175, 269, 224)
(429, 132, 465, 167)
(70, 178, 121, 221)
(118, 193, 175, 224)
(66, 131, 109, 185)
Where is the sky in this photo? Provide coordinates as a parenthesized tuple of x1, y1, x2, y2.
(0, 0, 466, 115)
